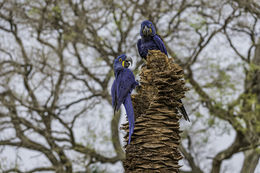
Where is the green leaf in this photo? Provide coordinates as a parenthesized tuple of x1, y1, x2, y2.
(208, 118, 215, 126)
(52, 6, 61, 14)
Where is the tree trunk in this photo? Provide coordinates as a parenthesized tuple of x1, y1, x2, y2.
(240, 149, 260, 173)
(240, 37, 260, 173)
(252, 37, 260, 103)
(122, 50, 187, 173)
(244, 37, 260, 144)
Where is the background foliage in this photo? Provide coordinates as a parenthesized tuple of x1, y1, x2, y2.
(0, 0, 259, 172)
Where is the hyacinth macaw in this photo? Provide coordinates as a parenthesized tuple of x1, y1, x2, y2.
(111, 54, 139, 144)
(137, 20, 168, 59)
(137, 20, 190, 122)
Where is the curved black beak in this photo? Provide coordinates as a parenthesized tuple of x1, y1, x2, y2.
(123, 56, 133, 68)
(142, 25, 152, 36)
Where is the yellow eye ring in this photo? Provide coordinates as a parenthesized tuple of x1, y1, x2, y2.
(119, 58, 122, 62)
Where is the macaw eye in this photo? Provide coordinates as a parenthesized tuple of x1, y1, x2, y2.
(149, 24, 152, 27)
(119, 58, 122, 62)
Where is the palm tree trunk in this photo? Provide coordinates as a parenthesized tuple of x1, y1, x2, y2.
(122, 50, 187, 173)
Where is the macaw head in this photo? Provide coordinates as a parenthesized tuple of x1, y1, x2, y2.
(140, 20, 156, 37)
(113, 54, 133, 72)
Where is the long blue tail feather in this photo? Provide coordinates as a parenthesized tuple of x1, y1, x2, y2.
(123, 94, 135, 144)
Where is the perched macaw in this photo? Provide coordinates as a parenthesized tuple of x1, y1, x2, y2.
(137, 20, 168, 59)
(137, 20, 190, 122)
(111, 54, 139, 144)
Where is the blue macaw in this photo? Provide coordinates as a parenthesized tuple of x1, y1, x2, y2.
(111, 54, 139, 144)
(137, 20, 168, 59)
(137, 20, 190, 122)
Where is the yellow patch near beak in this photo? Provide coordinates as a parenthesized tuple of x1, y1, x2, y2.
(122, 61, 125, 67)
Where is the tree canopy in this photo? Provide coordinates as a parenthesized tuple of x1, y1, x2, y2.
(0, 0, 259, 172)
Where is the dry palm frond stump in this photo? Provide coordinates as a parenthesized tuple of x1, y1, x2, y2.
(122, 50, 187, 173)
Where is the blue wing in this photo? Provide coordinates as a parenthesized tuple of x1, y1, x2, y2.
(137, 39, 147, 59)
(113, 68, 137, 144)
(153, 35, 168, 56)
(116, 68, 137, 111)
(124, 94, 135, 144)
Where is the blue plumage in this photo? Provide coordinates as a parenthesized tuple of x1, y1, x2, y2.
(137, 20, 168, 59)
(111, 54, 138, 144)
(137, 20, 190, 122)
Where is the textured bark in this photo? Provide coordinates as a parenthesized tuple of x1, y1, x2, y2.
(122, 50, 187, 173)
(251, 38, 260, 103)
(240, 149, 260, 173)
(211, 132, 249, 173)
(239, 38, 260, 173)
(244, 37, 260, 148)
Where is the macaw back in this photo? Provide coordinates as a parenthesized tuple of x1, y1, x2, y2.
(111, 68, 138, 144)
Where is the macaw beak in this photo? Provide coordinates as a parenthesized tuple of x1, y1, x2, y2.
(142, 25, 152, 36)
(122, 56, 133, 68)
